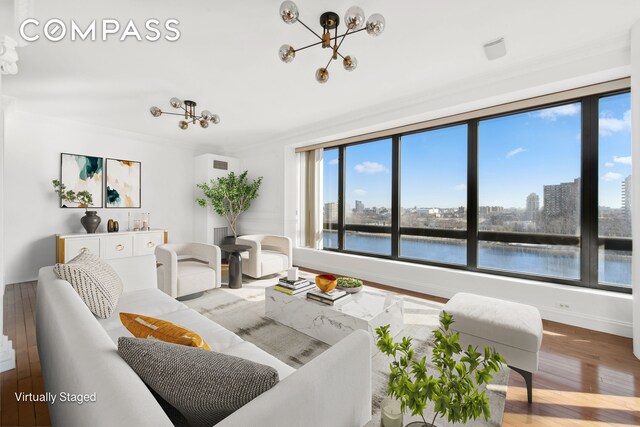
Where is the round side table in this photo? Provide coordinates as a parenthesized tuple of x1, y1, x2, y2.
(220, 244, 251, 289)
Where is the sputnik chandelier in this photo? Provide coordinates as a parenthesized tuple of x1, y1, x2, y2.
(278, 1, 385, 83)
(149, 98, 220, 130)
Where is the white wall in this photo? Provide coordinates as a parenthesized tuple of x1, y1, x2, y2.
(236, 145, 288, 237)
(233, 42, 636, 338)
(3, 110, 199, 284)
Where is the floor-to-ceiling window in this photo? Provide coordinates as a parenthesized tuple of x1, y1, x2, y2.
(323, 148, 339, 249)
(319, 84, 631, 293)
(598, 93, 632, 287)
(400, 125, 468, 265)
(344, 139, 392, 256)
(478, 102, 582, 280)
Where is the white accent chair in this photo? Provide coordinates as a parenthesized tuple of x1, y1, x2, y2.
(235, 235, 292, 279)
(155, 243, 221, 299)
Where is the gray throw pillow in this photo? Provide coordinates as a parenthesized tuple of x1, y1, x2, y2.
(53, 250, 123, 318)
(118, 337, 279, 427)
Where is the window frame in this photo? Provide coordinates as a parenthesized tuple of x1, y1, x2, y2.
(321, 87, 632, 294)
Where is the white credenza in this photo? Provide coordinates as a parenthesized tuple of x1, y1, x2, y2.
(56, 229, 168, 263)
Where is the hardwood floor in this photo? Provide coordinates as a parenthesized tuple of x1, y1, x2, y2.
(2, 279, 639, 426)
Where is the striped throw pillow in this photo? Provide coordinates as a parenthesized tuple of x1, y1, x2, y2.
(54, 250, 123, 318)
(120, 313, 211, 350)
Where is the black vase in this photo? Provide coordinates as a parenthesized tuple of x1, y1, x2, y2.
(81, 211, 101, 234)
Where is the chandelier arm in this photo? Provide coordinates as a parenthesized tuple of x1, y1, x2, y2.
(334, 27, 352, 56)
(159, 111, 189, 117)
(295, 40, 324, 52)
(296, 18, 323, 41)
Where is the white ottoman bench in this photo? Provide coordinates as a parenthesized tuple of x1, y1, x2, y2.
(441, 292, 543, 403)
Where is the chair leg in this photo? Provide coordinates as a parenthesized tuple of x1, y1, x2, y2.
(509, 365, 533, 403)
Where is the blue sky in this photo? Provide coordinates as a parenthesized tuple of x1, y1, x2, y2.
(324, 92, 631, 210)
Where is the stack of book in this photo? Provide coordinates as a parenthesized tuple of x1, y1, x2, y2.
(306, 288, 350, 306)
(274, 278, 315, 295)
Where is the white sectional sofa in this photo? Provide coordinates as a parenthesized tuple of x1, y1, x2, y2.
(37, 254, 372, 427)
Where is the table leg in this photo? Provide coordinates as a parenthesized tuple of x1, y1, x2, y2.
(228, 252, 243, 289)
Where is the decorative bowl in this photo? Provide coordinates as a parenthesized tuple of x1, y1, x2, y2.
(315, 274, 337, 293)
(336, 277, 363, 293)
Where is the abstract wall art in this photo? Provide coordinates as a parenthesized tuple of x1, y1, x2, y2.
(106, 158, 141, 208)
(60, 153, 103, 208)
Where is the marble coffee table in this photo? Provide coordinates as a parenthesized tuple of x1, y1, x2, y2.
(265, 285, 404, 350)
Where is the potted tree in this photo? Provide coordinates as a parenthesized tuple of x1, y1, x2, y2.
(52, 179, 100, 233)
(375, 312, 505, 427)
(196, 171, 263, 241)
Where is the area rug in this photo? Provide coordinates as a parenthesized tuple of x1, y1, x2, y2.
(183, 270, 507, 427)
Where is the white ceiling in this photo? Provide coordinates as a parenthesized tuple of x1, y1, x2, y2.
(3, 0, 640, 152)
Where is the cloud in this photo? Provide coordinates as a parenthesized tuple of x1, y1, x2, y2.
(506, 147, 526, 159)
(601, 172, 622, 182)
(604, 162, 614, 167)
(327, 158, 339, 166)
(354, 161, 386, 174)
(599, 110, 631, 136)
(452, 184, 466, 191)
(353, 189, 367, 196)
(613, 155, 632, 166)
(536, 104, 580, 121)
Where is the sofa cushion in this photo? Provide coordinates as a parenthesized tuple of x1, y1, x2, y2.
(97, 289, 188, 331)
(118, 337, 279, 427)
(54, 251, 123, 318)
(105, 308, 244, 354)
(221, 341, 295, 380)
(120, 312, 211, 350)
(177, 260, 216, 295)
(443, 292, 543, 353)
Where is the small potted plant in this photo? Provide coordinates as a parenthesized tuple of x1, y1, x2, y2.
(375, 312, 505, 427)
(196, 171, 263, 257)
(53, 179, 101, 233)
(336, 277, 363, 293)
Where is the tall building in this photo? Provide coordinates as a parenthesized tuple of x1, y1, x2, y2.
(526, 193, 540, 221)
(355, 200, 364, 213)
(323, 202, 338, 223)
(622, 174, 632, 217)
(543, 178, 580, 217)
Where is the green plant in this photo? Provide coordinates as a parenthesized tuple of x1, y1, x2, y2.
(337, 277, 363, 288)
(375, 312, 505, 427)
(196, 171, 263, 238)
(52, 179, 94, 211)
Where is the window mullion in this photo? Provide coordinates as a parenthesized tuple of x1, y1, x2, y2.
(467, 120, 479, 269)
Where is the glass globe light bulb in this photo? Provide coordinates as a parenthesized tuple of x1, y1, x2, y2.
(210, 114, 220, 124)
(344, 6, 365, 30)
(149, 106, 162, 117)
(278, 44, 296, 63)
(201, 110, 213, 120)
(200, 119, 209, 129)
(179, 120, 189, 130)
(279, 1, 299, 24)
(343, 55, 357, 71)
(315, 67, 329, 84)
(366, 14, 385, 36)
(170, 97, 183, 109)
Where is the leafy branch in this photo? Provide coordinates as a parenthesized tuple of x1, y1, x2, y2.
(52, 179, 93, 211)
(375, 311, 505, 426)
(196, 171, 263, 238)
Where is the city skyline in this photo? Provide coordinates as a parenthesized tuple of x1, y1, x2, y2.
(323, 93, 631, 210)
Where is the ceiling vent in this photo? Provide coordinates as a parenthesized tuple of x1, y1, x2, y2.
(483, 37, 506, 61)
(213, 160, 228, 170)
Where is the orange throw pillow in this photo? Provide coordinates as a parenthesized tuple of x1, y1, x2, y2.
(120, 313, 211, 350)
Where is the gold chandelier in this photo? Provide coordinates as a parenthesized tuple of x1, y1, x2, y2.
(278, 2, 386, 83)
(150, 98, 220, 130)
